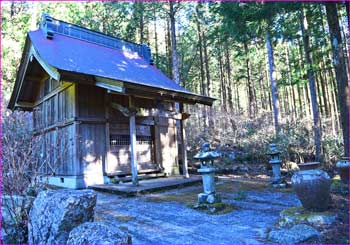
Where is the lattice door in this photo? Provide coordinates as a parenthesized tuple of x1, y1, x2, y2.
(108, 129, 156, 174)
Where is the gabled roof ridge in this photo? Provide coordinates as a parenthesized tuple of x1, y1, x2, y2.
(40, 13, 153, 65)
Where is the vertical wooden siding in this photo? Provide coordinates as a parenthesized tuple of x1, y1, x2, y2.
(33, 79, 77, 175)
(76, 84, 106, 176)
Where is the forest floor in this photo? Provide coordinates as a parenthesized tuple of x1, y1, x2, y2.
(94, 176, 349, 244)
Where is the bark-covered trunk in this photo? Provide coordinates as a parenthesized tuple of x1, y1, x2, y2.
(258, 74, 267, 111)
(218, 47, 227, 111)
(169, 1, 179, 85)
(195, 5, 206, 96)
(138, 3, 144, 44)
(225, 43, 234, 112)
(265, 31, 280, 134)
(300, 6, 322, 161)
(10, 1, 15, 17)
(165, 18, 172, 77)
(244, 42, 255, 118)
(297, 84, 304, 118)
(319, 71, 329, 117)
(153, 7, 159, 67)
(203, 35, 211, 97)
(285, 44, 296, 121)
(325, 2, 350, 157)
(203, 37, 213, 127)
(315, 74, 324, 116)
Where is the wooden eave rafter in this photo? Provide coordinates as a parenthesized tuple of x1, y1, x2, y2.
(110, 102, 188, 120)
(8, 37, 32, 110)
(124, 83, 215, 106)
(29, 45, 60, 81)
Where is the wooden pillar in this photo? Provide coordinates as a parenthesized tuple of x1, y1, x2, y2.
(154, 118, 162, 171)
(129, 97, 138, 185)
(180, 104, 189, 178)
(104, 92, 110, 176)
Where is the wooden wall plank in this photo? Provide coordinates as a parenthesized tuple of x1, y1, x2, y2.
(33, 80, 78, 176)
(77, 83, 105, 119)
(78, 123, 106, 177)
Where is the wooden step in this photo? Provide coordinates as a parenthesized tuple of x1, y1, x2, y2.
(90, 176, 202, 196)
(110, 172, 167, 183)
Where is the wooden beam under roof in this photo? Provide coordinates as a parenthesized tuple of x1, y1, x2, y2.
(125, 85, 215, 106)
(60, 70, 215, 106)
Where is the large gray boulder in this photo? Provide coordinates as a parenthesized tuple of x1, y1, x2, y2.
(268, 224, 320, 244)
(28, 189, 96, 244)
(67, 222, 131, 244)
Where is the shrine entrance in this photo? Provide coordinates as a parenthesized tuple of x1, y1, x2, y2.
(107, 122, 158, 175)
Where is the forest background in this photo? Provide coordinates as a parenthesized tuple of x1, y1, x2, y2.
(2, 1, 349, 169)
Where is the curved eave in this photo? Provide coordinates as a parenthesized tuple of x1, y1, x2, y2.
(8, 35, 32, 110)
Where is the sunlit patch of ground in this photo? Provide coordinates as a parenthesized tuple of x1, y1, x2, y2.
(143, 177, 293, 207)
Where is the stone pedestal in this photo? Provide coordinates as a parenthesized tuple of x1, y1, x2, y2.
(271, 160, 282, 184)
(267, 144, 285, 188)
(197, 167, 221, 204)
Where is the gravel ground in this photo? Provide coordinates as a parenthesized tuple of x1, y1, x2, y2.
(95, 178, 302, 244)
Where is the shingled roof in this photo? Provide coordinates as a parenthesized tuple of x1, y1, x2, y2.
(9, 13, 215, 109)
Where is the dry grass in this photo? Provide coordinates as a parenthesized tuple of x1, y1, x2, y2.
(144, 179, 272, 206)
(321, 193, 349, 244)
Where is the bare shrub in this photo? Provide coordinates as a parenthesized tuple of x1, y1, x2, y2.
(186, 105, 343, 166)
(2, 105, 72, 243)
(2, 108, 71, 195)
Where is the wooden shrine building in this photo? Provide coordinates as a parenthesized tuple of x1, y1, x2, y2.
(8, 14, 214, 188)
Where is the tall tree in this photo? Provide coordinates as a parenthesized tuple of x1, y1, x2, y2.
(300, 6, 322, 161)
(265, 29, 280, 133)
(169, 1, 180, 85)
(325, 2, 350, 157)
(195, 4, 206, 96)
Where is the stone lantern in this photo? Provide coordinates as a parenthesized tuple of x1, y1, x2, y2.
(267, 143, 285, 188)
(194, 143, 221, 206)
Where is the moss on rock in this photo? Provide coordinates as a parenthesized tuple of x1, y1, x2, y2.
(192, 202, 238, 215)
(279, 206, 336, 228)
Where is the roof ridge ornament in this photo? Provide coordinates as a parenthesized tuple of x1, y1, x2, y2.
(38, 13, 154, 65)
(40, 13, 54, 39)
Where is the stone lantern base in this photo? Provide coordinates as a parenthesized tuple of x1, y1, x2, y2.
(194, 193, 225, 214)
(198, 192, 221, 205)
(196, 167, 221, 205)
(270, 163, 287, 188)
